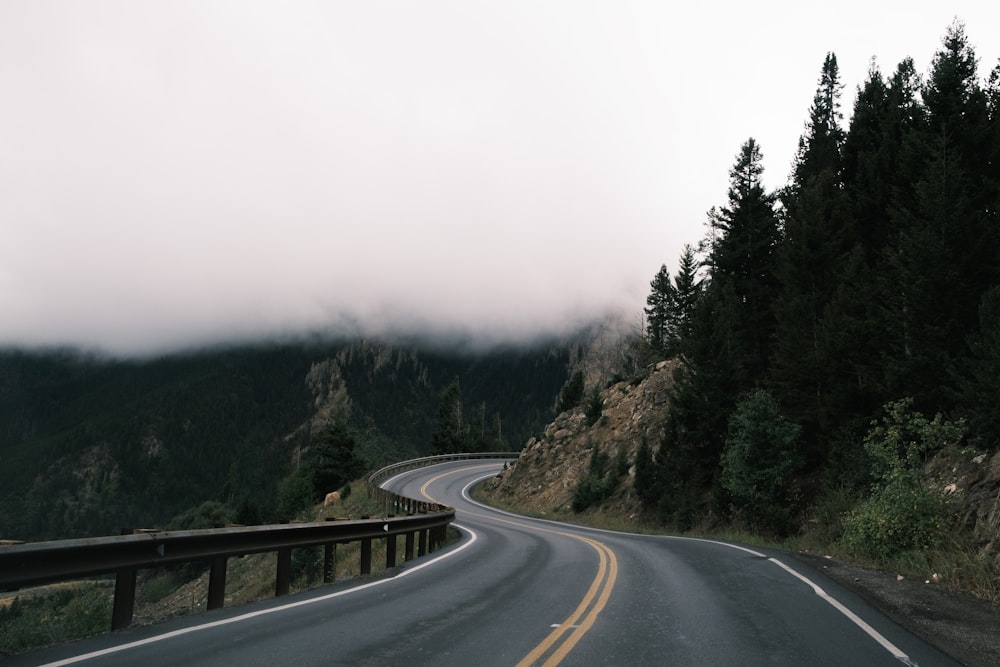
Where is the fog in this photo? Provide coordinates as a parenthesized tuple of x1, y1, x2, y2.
(2, 2, 997, 356)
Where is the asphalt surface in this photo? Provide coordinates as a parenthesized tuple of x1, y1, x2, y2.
(8, 460, 964, 666)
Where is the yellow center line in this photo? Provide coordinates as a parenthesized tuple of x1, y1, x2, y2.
(416, 464, 619, 667)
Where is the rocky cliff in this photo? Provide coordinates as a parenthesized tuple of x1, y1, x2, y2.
(485, 359, 678, 517)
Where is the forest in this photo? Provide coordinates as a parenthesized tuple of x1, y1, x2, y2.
(635, 21, 1000, 549)
(0, 339, 570, 541)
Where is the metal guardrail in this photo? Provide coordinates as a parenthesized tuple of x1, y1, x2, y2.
(0, 461, 479, 632)
(0, 452, 519, 632)
(367, 451, 519, 488)
(365, 451, 517, 517)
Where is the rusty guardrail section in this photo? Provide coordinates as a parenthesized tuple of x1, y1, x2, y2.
(0, 453, 518, 632)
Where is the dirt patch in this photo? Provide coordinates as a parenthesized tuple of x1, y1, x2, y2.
(794, 551, 1000, 667)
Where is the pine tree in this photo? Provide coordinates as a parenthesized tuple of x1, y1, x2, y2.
(432, 378, 466, 454)
(311, 418, 367, 500)
(671, 244, 703, 346)
(644, 264, 676, 358)
(886, 22, 995, 409)
(842, 57, 925, 406)
(654, 141, 780, 521)
(772, 53, 848, 455)
(705, 138, 781, 384)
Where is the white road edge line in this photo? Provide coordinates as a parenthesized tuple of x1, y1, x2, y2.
(457, 462, 917, 666)
(40, 523, 479, 667)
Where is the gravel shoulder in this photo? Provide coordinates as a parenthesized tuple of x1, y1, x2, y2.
(793, 552, 1000, 667)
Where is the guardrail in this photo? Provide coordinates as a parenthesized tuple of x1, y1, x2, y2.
(366, 451, 518, 515)
(0, 456, 492, 632)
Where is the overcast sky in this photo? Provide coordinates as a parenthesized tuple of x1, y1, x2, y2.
(2, 2, 998, 356)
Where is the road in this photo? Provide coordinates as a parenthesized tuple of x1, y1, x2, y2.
(9, 460, 961, 666)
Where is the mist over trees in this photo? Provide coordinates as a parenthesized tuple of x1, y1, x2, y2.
(639, 22, 1000, 535)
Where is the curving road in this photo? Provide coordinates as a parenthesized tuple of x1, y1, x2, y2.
(10, 460, 961, 666)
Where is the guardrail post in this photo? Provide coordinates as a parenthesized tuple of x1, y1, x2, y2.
(111, 528, 137, 631)
(417, 528, 428, 557)
(275, 547, 291, 597)
(404, 531, 415, 561)
(360, 537, 372, 575)
(208, 556, 228, 610)
(324, 542, 337, 583)
(430, 525, 445, 552)
(385, 534, 397, 569)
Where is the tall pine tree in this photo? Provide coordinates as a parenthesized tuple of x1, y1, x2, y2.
(771, 53, 848, 457)
(644, 264, 676, 358)
(886, 22, 995, 410)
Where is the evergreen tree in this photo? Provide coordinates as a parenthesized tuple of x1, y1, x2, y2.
(469, 401, 487, 452)
(431, 378, 466, 454)
(653, 140, 780, 523)
(958, 287, 1000, 448)
(772, 53, 848, 456)
(886, 22, 995, 409)
(311, 418, 367, 500)
(644, 246, 703, 360)
(644, 264, 676, 358)
(671, 244, 703, 347)
(705, 138, 782, 384)
(555, 369, 585, 415)
(489, 411, 507, 451)
(720, 389, 803, 535)
(633, 437, 657, 506)
(838, 57, 925, 408)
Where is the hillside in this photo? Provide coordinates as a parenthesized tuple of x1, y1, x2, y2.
(0, 337, 573, 541)
(485, 359, 677, 516)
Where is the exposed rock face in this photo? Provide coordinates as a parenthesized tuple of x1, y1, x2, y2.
(926, 448, 1000, 559)
(487, 359, 678, 515)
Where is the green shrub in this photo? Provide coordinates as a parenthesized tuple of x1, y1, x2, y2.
(842, 477, 951, 560)
(840, 398, 964, 561)
(572, 443, 626, 512)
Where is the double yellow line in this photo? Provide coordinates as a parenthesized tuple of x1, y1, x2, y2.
(419, 466, 619, 667)
(515, 532, 617, 667)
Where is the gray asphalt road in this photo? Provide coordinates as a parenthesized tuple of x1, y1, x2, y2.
(8, 460, 962, 666)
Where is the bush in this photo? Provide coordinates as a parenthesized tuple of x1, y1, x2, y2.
(841, 477, 951, 560)
(719, 389, 803, 534)
(840, 398, 964, 561)
(572, 443, 625, 512)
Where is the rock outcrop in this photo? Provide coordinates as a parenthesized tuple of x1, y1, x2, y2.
(926, 448, 1000, 559)
(486, 359, 678, 516)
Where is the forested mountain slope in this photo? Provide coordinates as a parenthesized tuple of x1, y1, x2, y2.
(0, 338, 572, 541)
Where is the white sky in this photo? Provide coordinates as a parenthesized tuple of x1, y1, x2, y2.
(2, 1, 998, 356)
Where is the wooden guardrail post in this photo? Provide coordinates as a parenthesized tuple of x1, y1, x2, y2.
(111, 528, 137, 631)
(208, 556, 228, 610)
